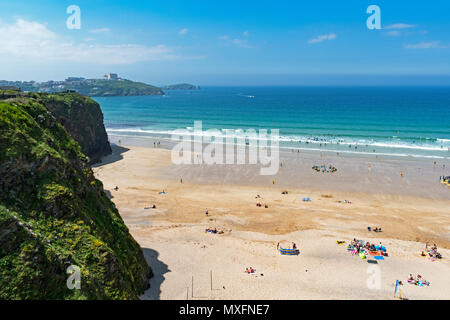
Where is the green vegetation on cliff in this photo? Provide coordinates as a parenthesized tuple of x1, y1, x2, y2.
(0, 92, 151, 299)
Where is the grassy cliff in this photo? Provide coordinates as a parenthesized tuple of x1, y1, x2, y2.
(0, 92, 151, 299)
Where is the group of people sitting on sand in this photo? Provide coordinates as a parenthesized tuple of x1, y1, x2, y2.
(367, 226, 382, 232)
(439, 176, 450, 185)
(407, 274, 430, 286)
(256, 203, 269, 208)
(205, 227, 224, 235)
(312, 164, 337, 174)
(277, 242, 297, 250)
(244, 267, 256, 274)
(349, 239, 364, 253)
(422, 243, 442, 259)
(349, 239, 388, 256)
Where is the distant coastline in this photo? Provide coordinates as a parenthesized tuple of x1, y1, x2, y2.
(0, 76, 200, 97)
(0, 77, 164, 97)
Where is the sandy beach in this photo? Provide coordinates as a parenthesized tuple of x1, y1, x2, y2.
(93, 137, 450, 300)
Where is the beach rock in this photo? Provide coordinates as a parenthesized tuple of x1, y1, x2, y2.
(41, 92, 112, 164)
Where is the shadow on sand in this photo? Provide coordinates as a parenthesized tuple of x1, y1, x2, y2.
(92, 144, 130, 168)
(141, 248, 170, 300)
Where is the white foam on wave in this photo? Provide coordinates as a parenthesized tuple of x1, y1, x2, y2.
(106, 127, 450, 154)
(108, 132, 450, 160)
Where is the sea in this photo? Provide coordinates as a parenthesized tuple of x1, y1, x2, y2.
(94, 86, 450, 160)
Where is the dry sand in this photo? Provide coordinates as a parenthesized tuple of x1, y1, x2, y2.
(93, 141, 450, 300)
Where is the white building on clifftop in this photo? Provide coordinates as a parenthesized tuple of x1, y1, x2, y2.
(104, 73, 118, 80)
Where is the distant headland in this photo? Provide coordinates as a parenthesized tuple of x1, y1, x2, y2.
(161, 83, 201, 90)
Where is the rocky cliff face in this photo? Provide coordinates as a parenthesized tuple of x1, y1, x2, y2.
(0, 92, 151, 299)
(40, 92, 112, 164)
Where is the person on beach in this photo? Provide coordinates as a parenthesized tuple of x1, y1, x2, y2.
(277, 242, 280, 250)
(205, 209, 209, 216)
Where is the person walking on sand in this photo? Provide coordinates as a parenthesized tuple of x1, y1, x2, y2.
(277, 242, 280, 251)
(205, 209, 209, 216)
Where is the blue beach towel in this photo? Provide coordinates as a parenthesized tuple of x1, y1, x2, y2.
(374, 256, 384, 260)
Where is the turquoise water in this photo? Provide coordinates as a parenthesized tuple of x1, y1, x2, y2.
(94, 87, 450, 159)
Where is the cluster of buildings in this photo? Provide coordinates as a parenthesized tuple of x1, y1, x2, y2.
(0, 73, 123, 93)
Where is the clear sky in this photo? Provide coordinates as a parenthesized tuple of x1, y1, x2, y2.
(1, 0, 450, 85)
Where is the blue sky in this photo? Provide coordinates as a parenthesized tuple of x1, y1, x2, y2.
(1, 0, 450, 85)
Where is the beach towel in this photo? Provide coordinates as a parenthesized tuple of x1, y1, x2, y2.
(374, 256, 384, 260)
